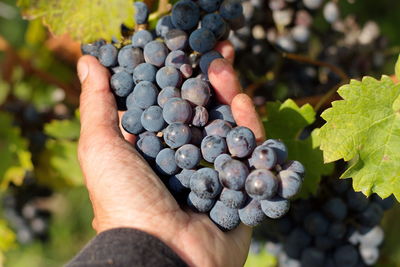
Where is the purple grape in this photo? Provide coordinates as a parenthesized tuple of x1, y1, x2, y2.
(198, 0, 223, 12)
(133, 63, 157, 84)
(282, 160, 305, 179)
(171, 0, 200, 30)
(278, 170, 302, 199)
(132, 30, 153, 49)
(181, 78, 211, 106)
(214, 154, 232, 172)
(121, 107, 144, 135)
(118, 45, 144, 69)
(190, 127, 204, 146)
(201, 135, 228, 163)
(110, 71, 134, 97)
(204, 119, 233, 138)
(144, 41, 168, 67)
(162, 98, 192, 124)
(136, 135, 163, 159)
(163, 123, 191, 149)
(175, 144, 201, 169)
(249, 145, 277, 170)
(98, 44, 118, 67)
(226, 126, 256, 158)
(201, 13, 228, 40)
(220, 188, 247, 209)
(263, 139, 288, 164)
(210, 201, 240, 231)
(189, 28, 216, 54)
(245, 169, 278, 200)
(156, 148, 180, 176)
(157, 87, 181, 108)
(156, 15, 175, 38)
(156, 66, 182, 89)
(141, 106, 166, 132)
(165, 50, 189, 69)
(165, 29, 188, 51)
(190, 168, 222, 199)
(199, 50, 223, 74)
(187, 191, 216, 213)
(175, 169, 196, 188)
(209, 105, 236, 125)
(219, 0, 243, 21)
(239, 199, 266, 226)
(132, 81, 158, 109)
(260, 196, 290, 219)
(304, 212, 329, 236)
(219, 159, 249, 190)
(134, 2, 149, 24)
(180, 64, 193, 79)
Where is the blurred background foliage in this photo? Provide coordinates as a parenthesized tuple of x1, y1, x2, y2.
(1, 0, 400, 266)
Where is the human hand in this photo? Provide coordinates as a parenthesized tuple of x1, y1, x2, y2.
(77, 41, 266, 267)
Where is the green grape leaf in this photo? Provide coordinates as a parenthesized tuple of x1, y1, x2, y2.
(319, 75, 400, 199)
(44, 117, 80, 140)
(0, 112, 33, 190)
(0, 220, 16, 252)
(396, 54, 400, 81)
(263, 99, 334, 197)
(244, 250, 276, 267)
(17, 0, 135, 43)
(36, 139, 83, 188)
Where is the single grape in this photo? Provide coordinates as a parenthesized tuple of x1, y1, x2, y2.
(98, 44, 118, 67)
(214, 154, 232, 172)
(187, 191, 216, 213)
(121, 107, 144, 135)
(175, 144, 201, 169)
(208, 105, 236, 125)
(260, 196, 290, 219)
(263, 139, 288, 165)
(209, 201, 240, 231)
(282, 160, 305, 179)
(199, 50, 223, 75)
(168, 175, 187, 195)
(162, 98, 192, 124)
(245, 169, 278, 200)
(134, 2, 149, 24)
(165, 50, 190, 69)
(356, 202, 383, 227)
(333, 245, 358, 267)
(284, 228, 312, 258)
(118, 45, 144, 69)
(204, 119, 233, 138)
(227, 126, 256, 158)
(144, 41, 169, 67)
(165, 29, 188, 51)
(136, 135, 163, 159)
(201, 13, 228, 40)
(163, 123, 192, 149)
(156, 148, 180, 176)
(132, 81, 158, 109)
(220, 188, 247, 209)
(372, 194, 396, 210)
(301, 248, 325, 267)
(132, 30, 154, 49)
(219, 0, 243, 21)
(171, 0, 200, 30)
(110, 71, 134, 97)
(157, 87, 181, 108)
(132, 63, 157, 85)
(322, 198, 347, 221)
(180, 64, 193, 79)
(81, 40, 106, 57)
(141, 106, 165, 132)
(304, 212, 329, 236)
(198, 0, 223, 12)
(327, 222, 347, 240)
(249, 145, 277, 170)
(189, 28, 217, 54)
(156, 15, 175, 38)
(278, 170, 302, 199)
(201, 135, 228, 163)
(181, 78, 211, 106)
(219, 159, 249, 190)
(192, 106, 209, 127)
(346, 190, 369, 212)
(238, 199, 266, 226)
(156, 66, 182, 89)
(190, 168, 222, 199)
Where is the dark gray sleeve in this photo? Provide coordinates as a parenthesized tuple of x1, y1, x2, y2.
(66, 228, 188, 267)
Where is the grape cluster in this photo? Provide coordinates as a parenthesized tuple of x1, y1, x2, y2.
(82, 0, 305, 231)
(2, 175, 52, 244)
(252, 178, 396, 266)
(229, 0, 388, 101)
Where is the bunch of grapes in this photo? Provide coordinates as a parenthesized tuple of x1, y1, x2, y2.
(82, 0, 305, 231)
(3, 175, 52, 244)
(251, 178, 395, 266)
(230, 0, 388, 100)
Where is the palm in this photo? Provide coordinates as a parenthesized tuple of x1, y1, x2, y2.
(77, 42, 265, 266)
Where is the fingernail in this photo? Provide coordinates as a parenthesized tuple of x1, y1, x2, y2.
(77, 59, 89, 83)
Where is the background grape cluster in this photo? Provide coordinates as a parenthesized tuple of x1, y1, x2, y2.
(251, 178, 395, 266)
(82, 0, 306, 231)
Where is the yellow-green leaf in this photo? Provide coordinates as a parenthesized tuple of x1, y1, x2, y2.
(320, 75, 400, 199)
(17, 0, 135, 43)
(0, 220, 16, 253)
(44, 117, 80, 140)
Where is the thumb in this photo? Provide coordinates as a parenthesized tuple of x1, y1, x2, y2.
(77, 55, 122, 150)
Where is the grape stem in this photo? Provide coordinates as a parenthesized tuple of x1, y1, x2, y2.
(148, 0, 171, 23)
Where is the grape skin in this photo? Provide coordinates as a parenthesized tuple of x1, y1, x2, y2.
(198, 0, 223, 12)
(260, 196, 290, 219)
(190, 168, 222, 199)
(156, 15, 175, 38)
(134, 2, 149, 24)
(175, 144, 201, 169)
(263, 139, 288, 164)
(249, 145, 277, 170)
(98, 44, 118, 67)
(110, 71, 134, 97)
(278, 170, 302, 199)
(118, 45, 144, 69)
(220, 188, 247, 209)
(201, 135, 228, 163)
(133, 63, 157, 84)
(208, 105, 236, 126)
(219, 159, 249, 190)
(192, 106, 209, 127)
(121, 107, 144, 135)
(187, 191, 215, 213)
(136, 135, 163, 160)
(201, 14, 227, 41)
(209, 201, 240, 231)
(165, 50, 190, 69)
(227, 126, 256, 158)
(214, 153, 232, 172)
(163, 123, 192, 149)
(141, 106, 166, 132)
(171, 0, 200, 30)
(181, 78, 211, 106)
(162, 98, 192, 124)
(156, 66, 182, 89)
(132, 81, 158, 109)
(199, 50, 223, 74)
(245, 169, 278, 200)
(156, 148, 180, 176)
(144, 41, 169, 67)
(165, 29, 188, 51)
(157, 87, 181, 108)
(189, 28, 217, 54)
(204, 119, 233, 138)
(238, 199, 266, 226)
(132, 30, 153, 49)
